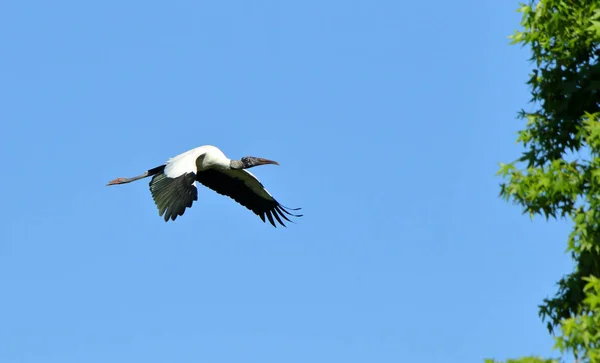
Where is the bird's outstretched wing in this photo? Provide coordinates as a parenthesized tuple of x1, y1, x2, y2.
(149, 172, 198, 221)
(195, 169, 301, 227)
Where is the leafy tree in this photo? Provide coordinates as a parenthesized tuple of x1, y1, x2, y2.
(485, 358, 557, 363)
(495, 0, 600, 362)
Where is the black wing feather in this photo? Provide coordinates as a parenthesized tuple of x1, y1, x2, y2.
(274, 206, 292, 223)
(265, 210, 276, 227)
(195, 169, 301, 227)
(149, 172, 198, 222)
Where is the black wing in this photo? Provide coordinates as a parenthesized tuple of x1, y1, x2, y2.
(195, 169, 301, 227)
(149, 172, 198, 222)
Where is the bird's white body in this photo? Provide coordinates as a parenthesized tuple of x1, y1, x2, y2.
(164, 145, 228, 177)
(107, 144, 300, 226)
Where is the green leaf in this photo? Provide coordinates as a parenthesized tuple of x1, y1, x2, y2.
(499, 1, 600, 361)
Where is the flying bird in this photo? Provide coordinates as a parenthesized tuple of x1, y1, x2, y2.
(107, 145, 302, 226)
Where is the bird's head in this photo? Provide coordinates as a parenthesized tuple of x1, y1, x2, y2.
(230, 156, 280, 169)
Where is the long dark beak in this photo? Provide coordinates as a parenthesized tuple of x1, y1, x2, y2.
(257, 158, 279, 166)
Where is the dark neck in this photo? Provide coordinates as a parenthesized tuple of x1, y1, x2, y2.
(230, 157, 274, 170)
(230, 160, 245, 170)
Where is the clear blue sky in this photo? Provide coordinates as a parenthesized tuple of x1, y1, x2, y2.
(0, 1, 574, 362)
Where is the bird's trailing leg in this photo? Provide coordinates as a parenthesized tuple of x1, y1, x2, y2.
(107, 173, 148, 186)
(107, 177, 126, 185)
(106, 165, 166, 186)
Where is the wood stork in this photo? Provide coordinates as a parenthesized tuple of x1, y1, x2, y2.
(107, 145, 302, 226)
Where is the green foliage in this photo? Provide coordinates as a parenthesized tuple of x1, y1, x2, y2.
(495, 0, 600, 362)
(500, 0, 600, 329)
(554, 277, 600, 362)
(484, 358, 557, 363)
